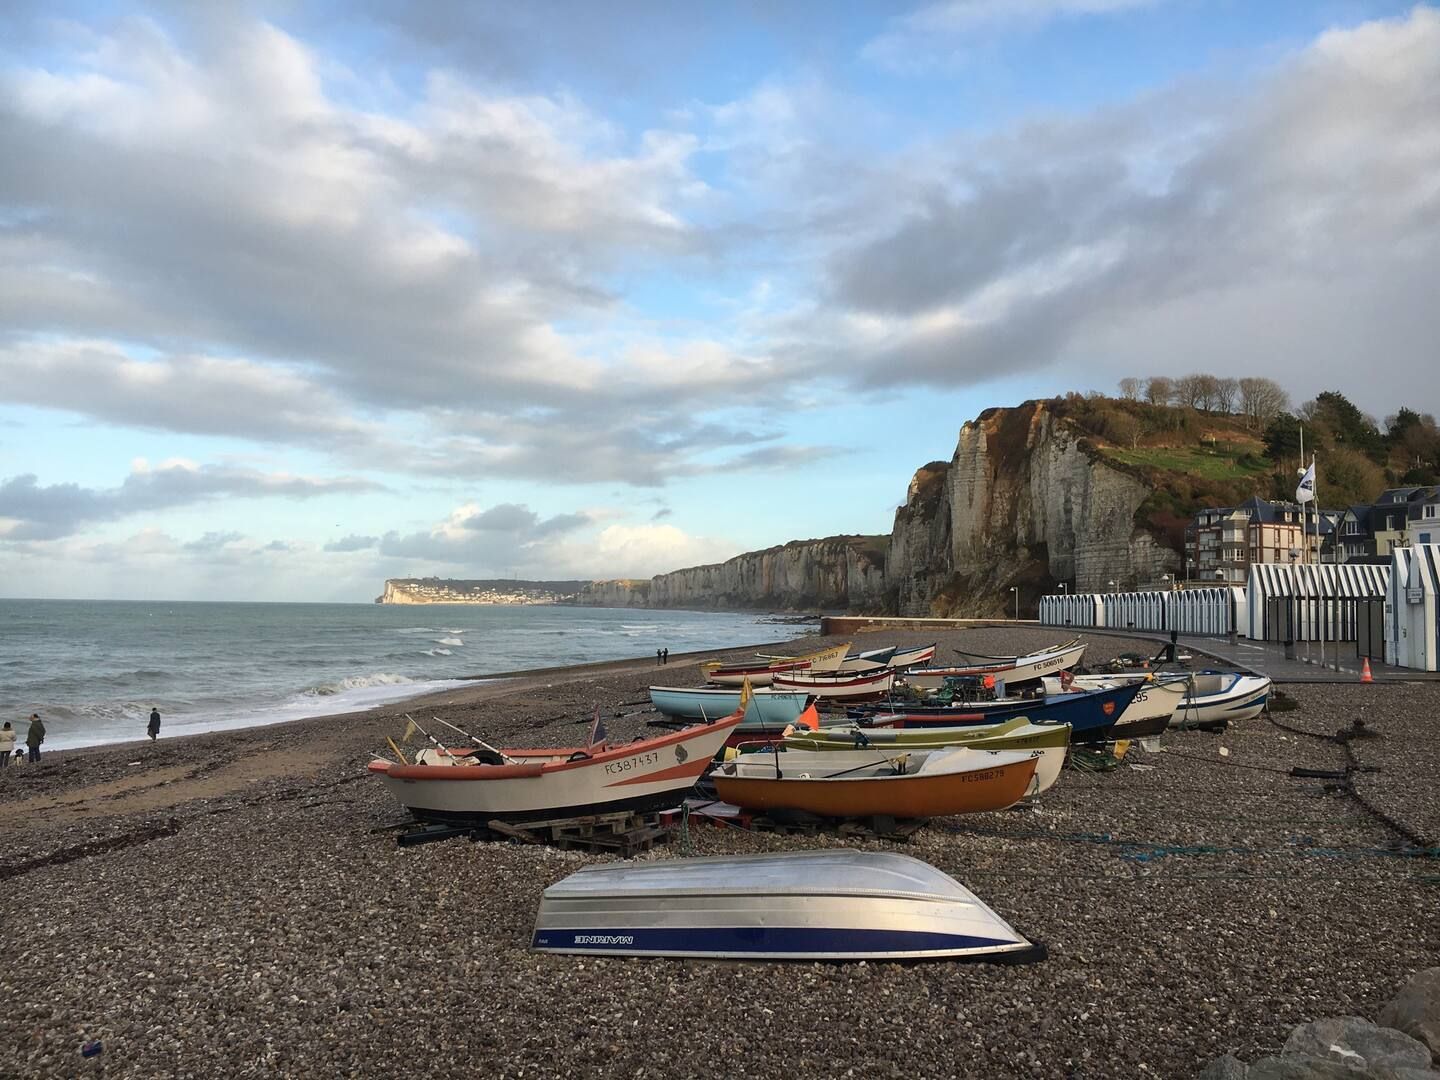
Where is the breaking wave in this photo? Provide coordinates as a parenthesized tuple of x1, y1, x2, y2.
(306, 673, 415, 697)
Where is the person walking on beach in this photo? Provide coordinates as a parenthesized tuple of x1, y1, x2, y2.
(662, 648, 669, 665)
(0, 721, 14, 767)
(25, 713, 45, 763)
(148, 707, 161, 742)
(656, 649, 663, 667)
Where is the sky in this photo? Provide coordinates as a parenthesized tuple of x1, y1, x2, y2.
(1, 0, 1437, 601)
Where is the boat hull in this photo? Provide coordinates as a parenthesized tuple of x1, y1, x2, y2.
(864, 683, 1142, 743)
(771, 669, 895, 700)
(760, 742, 1065, 798)
(368, 716, 742, 825)
(531, 850, 1038, 961)
(713, 748, 1036, 818)
(648, 686, 810, 723)
(904, 642, 1087, 690)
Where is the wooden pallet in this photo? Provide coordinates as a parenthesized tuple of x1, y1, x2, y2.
(486, 812, 672, 856)
(673, 802, 928, 842)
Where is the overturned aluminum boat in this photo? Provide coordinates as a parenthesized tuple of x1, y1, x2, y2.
(531, 850, 1040, 962)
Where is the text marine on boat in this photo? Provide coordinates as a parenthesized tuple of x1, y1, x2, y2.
(531, 850, 1042, 962)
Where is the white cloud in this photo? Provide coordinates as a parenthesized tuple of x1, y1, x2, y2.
(863, 0, 1162, 71)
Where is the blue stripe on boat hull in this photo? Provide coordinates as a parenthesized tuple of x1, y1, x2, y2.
(531, 926, 1028, 960)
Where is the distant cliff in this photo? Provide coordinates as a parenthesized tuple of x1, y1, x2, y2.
(576, 399, 1180, 617)
(576, 537, 888, 612)
(377, 578, 589, 604)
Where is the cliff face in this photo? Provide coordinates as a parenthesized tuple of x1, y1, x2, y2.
(582, 399, 1179, 615)
(575, 538, 887, 611)
(885, 402, 1178, 615)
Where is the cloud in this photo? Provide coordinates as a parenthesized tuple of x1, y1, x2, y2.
(863, 0, 1161, 70)
(324, 533, 379, 553)
(825, 6, 1440, 413)
(183, 531, 244, 553)
(377, 501, 593, 566)
(0, 462, 379, 540)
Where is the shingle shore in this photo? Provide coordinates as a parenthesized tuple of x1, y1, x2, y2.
(1, 626, 1437, 1080)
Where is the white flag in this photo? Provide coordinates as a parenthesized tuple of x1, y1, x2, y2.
(1295, 462, 1316, 503)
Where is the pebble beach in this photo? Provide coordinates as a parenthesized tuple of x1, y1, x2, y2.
(2, 626, 1438, 1080)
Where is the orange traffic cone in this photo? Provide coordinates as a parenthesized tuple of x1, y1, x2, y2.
(1360, 657, 1374, 684)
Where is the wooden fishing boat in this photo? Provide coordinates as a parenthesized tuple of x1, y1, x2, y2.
(954, 638, 1082, 662)
(890, 643, 937, 669)
(1173, 672, 1272, 729)
(781, 720, 1070, 796)
(904, 642, 1086, 690)
(1042, 671, 1270, 730)
(530, 850, 1041, 962)
(712, 746, 1037, 818)
(771, 668, 895, 700)
(702, 642, 848, 687)
(648, 685, 811, 723)
(367, 714, 743, 824)
(1037, 674, 1186, 739)
(862, 682, 1142, 743)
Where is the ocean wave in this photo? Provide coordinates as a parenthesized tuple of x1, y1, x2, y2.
(440, 628, 467, 635)
(425, 648, 452, 656)
(393, 627, 436, 634)
(306, 672, 416, 696)
(436, 637, 464, 647)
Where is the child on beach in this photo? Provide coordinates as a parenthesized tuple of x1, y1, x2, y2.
(0, 721, 13, 766)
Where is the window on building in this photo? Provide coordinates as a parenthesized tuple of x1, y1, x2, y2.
(1426, 505, 1437, 520)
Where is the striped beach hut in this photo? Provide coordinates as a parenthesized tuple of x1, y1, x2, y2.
(1169, 587, 1246, 636)
(1247, 563, 1390, 642)
(1386, 545, 1440, 671)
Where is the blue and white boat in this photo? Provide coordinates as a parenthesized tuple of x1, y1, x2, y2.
(531, 850, 1041, 962)
(648, 685, 811, 724)
(847, 682, 1144, 743)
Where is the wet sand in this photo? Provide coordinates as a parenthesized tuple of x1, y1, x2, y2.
(1, 626, 1437, 1079)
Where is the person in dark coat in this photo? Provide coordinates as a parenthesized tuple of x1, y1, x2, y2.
(25, 713, 45, 763)
(148, 707, 161, 741)
(662, 648, 669, 665)
(656, 649, 662, 666)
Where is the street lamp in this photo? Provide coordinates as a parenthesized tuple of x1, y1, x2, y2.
(1059, 582, 1068, 595)
(1107, 580, 1117, 592)
(1009, 586, 1019, 621)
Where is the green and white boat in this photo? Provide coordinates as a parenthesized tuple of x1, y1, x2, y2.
(781, 719, 1070, 797)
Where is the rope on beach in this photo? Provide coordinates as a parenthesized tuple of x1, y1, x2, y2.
(1266, 713, 1436, 851)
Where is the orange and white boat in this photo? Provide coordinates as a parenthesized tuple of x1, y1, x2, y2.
(368, 714, 742, 825)
(711, 746, 1037, 819)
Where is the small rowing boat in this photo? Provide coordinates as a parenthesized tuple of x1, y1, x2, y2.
(862, 682, 1142, 743)
(904, 641, 1086, 690)
(781, 720, 1070, 796)
(367, 714, 742, 824)
(771, 668, 895, 700)
(648, 685, 811, 724)
(712, 746, 1037, 818)
(701, 642, 848, 687)
(530, 850, 1041, 962)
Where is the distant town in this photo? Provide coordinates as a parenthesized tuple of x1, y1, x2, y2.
(376, 578, 591, 605)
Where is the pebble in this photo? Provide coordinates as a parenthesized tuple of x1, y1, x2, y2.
(1, 627, 1437, 1078)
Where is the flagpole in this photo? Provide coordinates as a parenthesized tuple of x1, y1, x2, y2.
(1299, 425, 1310, 662)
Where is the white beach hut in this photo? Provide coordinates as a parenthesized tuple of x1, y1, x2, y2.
(1386, 545, 1440, 671)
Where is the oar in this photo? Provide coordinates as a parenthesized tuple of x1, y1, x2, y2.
(430, 715, 517, 764)
(403, 714, 464, 766)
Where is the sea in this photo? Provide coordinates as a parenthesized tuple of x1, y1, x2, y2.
(0, 600, 795, 752)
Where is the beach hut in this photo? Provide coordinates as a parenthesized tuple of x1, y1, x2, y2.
(1169, 587, 1245, 636)
(1039, 593, 1105, 629)
(1247, 563, 1390, 642)
(1386, 545, 1440, 671)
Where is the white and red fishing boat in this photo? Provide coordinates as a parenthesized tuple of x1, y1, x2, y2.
(367, 714, 743, 824)
(771, 668, 895, 701)
(702, 642, 848, 687)
(904, 641, 1086, 691)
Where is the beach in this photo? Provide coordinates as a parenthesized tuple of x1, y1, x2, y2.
(2, 625, 1438, 1079)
